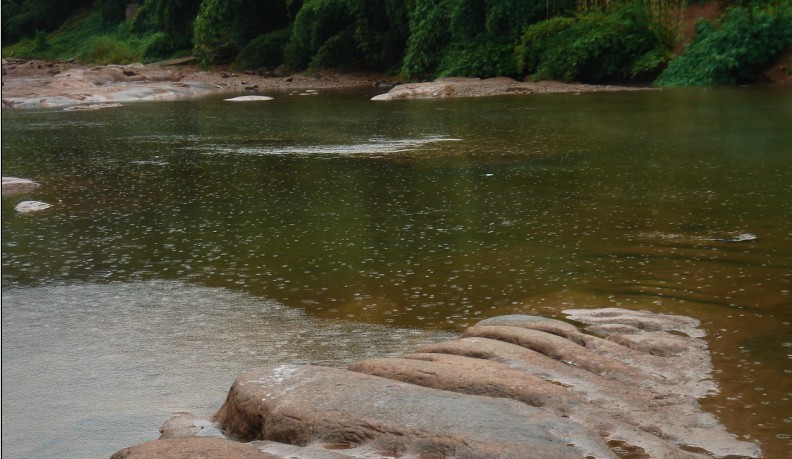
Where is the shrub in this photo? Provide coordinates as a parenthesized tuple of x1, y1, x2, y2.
(400, 0, 576, 80)
(233, 26, 292, 69)
(517, 2, 671, 83)
(656, 2, 792, 86)
(284, 0, 408, 72)
(193, 0, 292, 64)
(141, 31, 183, 61)
(2, 0, 93, 43)
(78, 35, 138, 64)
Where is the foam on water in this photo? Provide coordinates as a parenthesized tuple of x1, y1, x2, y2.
(202, 135, 461, 156)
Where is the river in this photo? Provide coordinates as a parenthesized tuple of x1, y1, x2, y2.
(2, 86, 791, 458)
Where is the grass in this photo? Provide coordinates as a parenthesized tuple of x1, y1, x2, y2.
(2, 10, 181, 64)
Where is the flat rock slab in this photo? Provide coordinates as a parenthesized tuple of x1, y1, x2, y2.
(115, 309, 762, 458)
(224, 95, 274, 102)
(372, 77, 651, 100)
(2, 177, 40, 196)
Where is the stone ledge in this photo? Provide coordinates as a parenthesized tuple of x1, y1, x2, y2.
(113, 309, 763, 458)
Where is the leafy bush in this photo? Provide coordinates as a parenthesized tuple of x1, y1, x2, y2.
(436, 42, 520, 78)
(400, 0, 576, 80)
(284, 0, 408, 72)
(2, 0, 93, 42)
(77, 35, 138, 64)
(517, 2, 671, 83)
(656, 2, 792, 86)
(193, 0, 292, 64)
(233, 26, 292, 69)
(140, 31, 181, 60)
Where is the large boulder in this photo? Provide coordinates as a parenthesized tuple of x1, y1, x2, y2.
(214, 364, 614, 458)
(112, 309, 763, 458)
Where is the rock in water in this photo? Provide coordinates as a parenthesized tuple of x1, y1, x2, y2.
(2, 177, 39, 196)
(14, 200, 52, 213)
(224, 95, 273, 102)
(215, 365, 613, 458)
(114, 309, 763, 458)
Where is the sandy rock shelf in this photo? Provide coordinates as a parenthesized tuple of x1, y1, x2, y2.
(114, 308, 762, 459)
(2, 59, 651, 109)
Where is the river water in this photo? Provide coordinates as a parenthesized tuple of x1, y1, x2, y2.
(2, 87, 791, 458)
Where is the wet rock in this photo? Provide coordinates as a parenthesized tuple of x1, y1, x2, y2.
(2, 177, 40, 196)
(63, 103, 123, 111)
(158, 413, 223, 439)
(110, 437, 278, 459)
(14, 200, 52, 213)
(214, 364, 614, 458)
(116, 309, 762, 458)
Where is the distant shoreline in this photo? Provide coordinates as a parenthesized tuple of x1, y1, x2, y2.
(2, 58, 650, 109)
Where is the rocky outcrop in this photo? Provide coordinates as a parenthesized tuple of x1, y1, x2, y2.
(113, 309, 762, 458)
(1, 61, 220, 108)
(371, 77, 651, 100)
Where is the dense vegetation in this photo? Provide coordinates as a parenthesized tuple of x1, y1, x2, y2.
(2, 0, 790, 85)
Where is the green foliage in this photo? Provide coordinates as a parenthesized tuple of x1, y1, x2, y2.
(233, 26, 292, 69)
(2, 0, 93, 42)
(284, 0, 408, 72)
(656, 2, 792, 86)
(400, 0, 576, 80)
(437, 42, 520, 77)
(33, 29, 51, 52)
(139, 31, 179, 60)
(516, 2, 671, 83)
(193, 0, 292, 64)
(77, 35, 138, 64)
(3, 0, 789, 87)
(133, 0, 202, 37)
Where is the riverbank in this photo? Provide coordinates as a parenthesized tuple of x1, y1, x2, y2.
(1, 59, 650, 109)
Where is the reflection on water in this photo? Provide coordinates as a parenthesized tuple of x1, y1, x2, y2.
(2, 87, 792, 457)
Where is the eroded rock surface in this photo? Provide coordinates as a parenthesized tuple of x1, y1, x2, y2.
(113, 309, 762, 458)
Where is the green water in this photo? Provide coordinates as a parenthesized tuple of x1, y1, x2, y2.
(2, 87, 791, 457)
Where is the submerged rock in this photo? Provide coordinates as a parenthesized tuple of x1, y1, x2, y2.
(2, 177, 40, 196)
(63, 103, 123, 111)
(113, 309, 762, 458)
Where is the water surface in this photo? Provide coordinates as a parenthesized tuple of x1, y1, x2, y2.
(3, 87, 791, 457)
